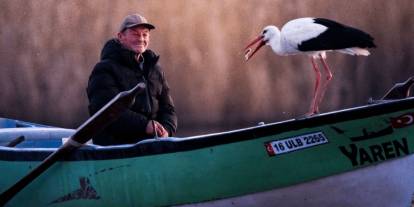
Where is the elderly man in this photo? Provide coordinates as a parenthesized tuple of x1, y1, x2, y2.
(87, 14, 177, 145)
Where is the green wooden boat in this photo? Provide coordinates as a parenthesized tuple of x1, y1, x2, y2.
(1, 98, 414, 206)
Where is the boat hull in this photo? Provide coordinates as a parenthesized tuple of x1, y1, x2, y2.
(179, 154, 414, 207)
(1, 98, 414, 206)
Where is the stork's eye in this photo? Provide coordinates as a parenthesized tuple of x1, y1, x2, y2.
(262, 30, 267, 35)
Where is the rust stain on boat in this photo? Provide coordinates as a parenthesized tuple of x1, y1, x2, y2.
(50, 177, 100, 204)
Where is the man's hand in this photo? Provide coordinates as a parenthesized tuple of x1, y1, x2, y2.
(146, 120, 169, 138)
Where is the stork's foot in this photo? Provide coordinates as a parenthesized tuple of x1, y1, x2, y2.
(305, 110, 319, 117)
(295, 113, 315, 120)
(294, 109, 319, 120)
(306, 105, 320, 117)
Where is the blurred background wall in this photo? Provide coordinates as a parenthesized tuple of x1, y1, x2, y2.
(0, 0, 413, 136)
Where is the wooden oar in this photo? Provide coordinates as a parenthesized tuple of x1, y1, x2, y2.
(0, 82, 145, 205)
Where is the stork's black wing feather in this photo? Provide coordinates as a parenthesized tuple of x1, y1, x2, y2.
(298, 18, 376, 52)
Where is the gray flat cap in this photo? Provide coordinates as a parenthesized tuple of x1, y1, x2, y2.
(119, 14, 155, 32)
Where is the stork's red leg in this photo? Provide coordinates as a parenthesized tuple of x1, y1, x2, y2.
(317, 55, 333, 108)
(308, 57, 321, 115)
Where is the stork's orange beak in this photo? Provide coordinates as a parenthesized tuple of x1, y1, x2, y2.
(244, 35, 265, 61)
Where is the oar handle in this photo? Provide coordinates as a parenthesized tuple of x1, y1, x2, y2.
(5, 136, 25, 147)
(0, 82, 145, 205)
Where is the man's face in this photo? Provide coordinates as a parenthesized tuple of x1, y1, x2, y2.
(118, 26, 150, 54)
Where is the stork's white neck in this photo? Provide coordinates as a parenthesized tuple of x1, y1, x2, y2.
(266, 28, 285, 56)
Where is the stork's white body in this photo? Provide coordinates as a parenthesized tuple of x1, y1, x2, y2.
(266, 18, 371, 58)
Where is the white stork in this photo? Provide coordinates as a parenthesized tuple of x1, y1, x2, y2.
(244, 17, 376, 115)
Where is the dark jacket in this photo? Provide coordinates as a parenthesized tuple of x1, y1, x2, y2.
(87, 39, 177, 145)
